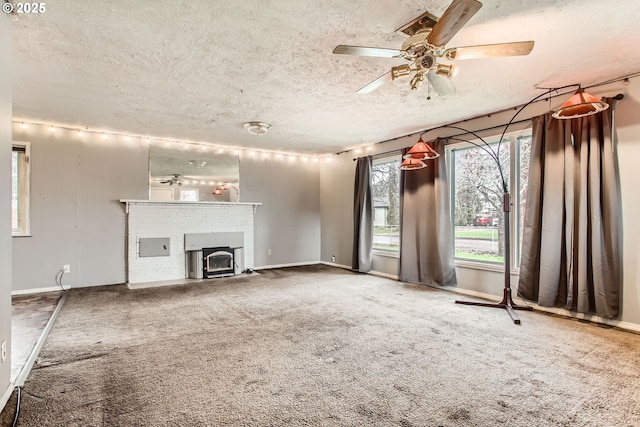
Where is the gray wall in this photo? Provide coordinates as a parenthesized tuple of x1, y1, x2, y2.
(1, 13, 12, 401)
(11, 129, 321, 291)
(11, 126, 149, 291)
(319, 77, 640, 328)
(240, 155, 321, 267)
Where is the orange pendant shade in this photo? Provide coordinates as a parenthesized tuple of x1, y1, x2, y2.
(399, 158, 427, 170)
(403, 138, 440, 160)
(552, 89, 609, 119)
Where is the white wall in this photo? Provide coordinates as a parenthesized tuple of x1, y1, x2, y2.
(1, 13, 13, 407)
(320, 77, 640, 328)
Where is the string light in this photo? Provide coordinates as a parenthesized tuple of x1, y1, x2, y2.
(12, 120, 335, 164)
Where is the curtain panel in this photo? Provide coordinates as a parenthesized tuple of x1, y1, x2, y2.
(352, 156, 373, 272)
(399, 139, 457, 286)
(518, 98, 621, 318)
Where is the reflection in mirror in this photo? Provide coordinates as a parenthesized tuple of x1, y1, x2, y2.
(149, 143, 240, 202)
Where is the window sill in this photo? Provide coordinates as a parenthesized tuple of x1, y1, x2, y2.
(12, 232, 32, 237)
(372, 250, 399, 259)
(454, 259, 520, 275)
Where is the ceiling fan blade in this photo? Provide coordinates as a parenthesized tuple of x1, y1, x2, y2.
(333, 45, 404, 59)
(427, 0, 482, 47)
(427, 70, 456, 97)
(445, 41, 534, 60)
(357, 71, 393, 94)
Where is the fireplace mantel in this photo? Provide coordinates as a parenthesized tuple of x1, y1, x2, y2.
(121, 200, 260, 285)
(120, 199, 262, 213)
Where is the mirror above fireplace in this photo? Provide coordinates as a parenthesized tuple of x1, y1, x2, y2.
(148, 143, 240, 202)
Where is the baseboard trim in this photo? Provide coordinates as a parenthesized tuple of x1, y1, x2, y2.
(13, 292, 68, 387)
(369, 270, 399, 280)
(12, 285, 69, 296)
(319, 261, 352, 270)
(253, 261, 322, 270)
(0, 382, 15, 415)
(448, 286, 640, 334)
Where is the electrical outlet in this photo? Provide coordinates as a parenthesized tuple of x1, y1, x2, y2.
(267, 249, 272, 256)
(331, 255, 336, 263)
(1, 340, 6, 363)
(63, 264, 71, 273)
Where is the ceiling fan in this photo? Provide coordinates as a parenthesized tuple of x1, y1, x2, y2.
(156, 174, 185, 186)
(333, 0, 534, 95)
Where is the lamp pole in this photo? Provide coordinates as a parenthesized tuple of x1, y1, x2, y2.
(444, 86, 580, 324)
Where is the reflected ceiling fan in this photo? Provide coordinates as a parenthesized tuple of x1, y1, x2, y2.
(333, 0, 534, 95)
(156, 174, 185, 186)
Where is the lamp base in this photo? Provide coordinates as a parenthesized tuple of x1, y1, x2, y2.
(455, 288, 532, 324)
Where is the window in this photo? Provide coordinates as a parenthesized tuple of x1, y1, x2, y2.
(371, 154, 401, 253)
(180, 188, 199, 201)
(446, 131, 531, 267)
(12, 142, 31, 236)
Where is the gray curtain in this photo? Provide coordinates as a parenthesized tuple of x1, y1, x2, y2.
(518, 98, 621, 318)
(352, 156, 373, 272)
(399, 139, 457, 286)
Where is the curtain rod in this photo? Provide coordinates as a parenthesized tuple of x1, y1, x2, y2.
(351, 91, 625, 161)
(343, 70, 639, 159)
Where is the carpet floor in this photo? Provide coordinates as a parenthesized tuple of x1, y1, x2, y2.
(5, 265, 640, 426)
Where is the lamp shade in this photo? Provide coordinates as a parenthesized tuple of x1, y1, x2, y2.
(552, 89, 609, 119)
(403, 138, 440, 160)
(399, 158, 427, 171)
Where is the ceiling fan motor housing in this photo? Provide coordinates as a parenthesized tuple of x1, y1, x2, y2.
(420, 53, 436, 70)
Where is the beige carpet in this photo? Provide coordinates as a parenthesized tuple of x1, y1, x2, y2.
(4, 265, 640, 426)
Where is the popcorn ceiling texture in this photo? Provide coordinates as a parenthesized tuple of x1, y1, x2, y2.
(11, 0, 640, 154)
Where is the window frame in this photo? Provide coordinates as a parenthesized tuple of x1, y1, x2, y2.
(445, 129, 531, 272)
(371, 152, 402, 258)
(12, 141, 32, 237)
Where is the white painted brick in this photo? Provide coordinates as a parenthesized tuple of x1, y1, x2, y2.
(124, 202, 256, 284)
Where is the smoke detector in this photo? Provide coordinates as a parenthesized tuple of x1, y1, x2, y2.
(243, 121, 271, 136)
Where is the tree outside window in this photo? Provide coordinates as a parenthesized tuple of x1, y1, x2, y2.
(371, 155, 401, 253)
(448, 133, 530, 266)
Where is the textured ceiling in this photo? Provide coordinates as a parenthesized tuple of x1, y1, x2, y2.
(11, 0, 640, 155)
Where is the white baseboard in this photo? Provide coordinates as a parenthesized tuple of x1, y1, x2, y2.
(320, 261, 352, 270)
(448, 286, 640, 333)
(369, 270, 399, 280)
(12, 285, 69, 296)
(253, 261, 322, 270)
(0, 381, 15, 415)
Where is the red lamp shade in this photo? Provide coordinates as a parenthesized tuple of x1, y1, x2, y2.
(552, 88, 609, 119)
(403, 138, 440, 160)
(399, 158, 427, 171)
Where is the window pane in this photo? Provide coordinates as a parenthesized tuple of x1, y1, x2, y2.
(516, 135, 532, 266)
(451, 141, 509, 264)
(12, 150, 19, 230)
(12, 144, 30, 235)
(372, 155, 401, 252)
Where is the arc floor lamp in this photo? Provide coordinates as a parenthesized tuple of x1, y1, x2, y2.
(400, 84, 614, 324)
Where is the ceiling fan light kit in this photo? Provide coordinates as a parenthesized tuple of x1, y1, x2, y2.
(333, 0, 534, 96)
(243, 121, 271, 136)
